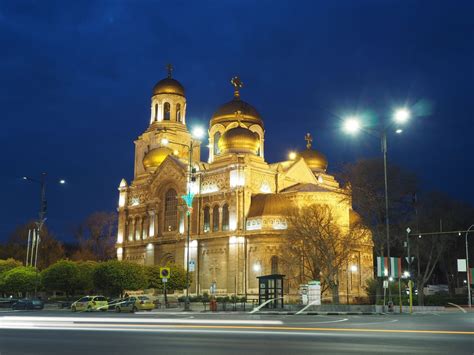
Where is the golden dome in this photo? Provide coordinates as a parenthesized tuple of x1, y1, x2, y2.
(299, 149, 328, 171)
(298, 133, 328, 171)
(152, 78, 185, 97)
(218, 126, 260, 154)
(143, 147, 173, 169)
(211, 76, 263, 128)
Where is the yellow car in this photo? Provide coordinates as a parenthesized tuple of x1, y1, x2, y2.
(71, 296, 108, 312)
(114, 296, 154, 313)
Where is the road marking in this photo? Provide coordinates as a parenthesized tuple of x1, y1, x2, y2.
(288, 318, 348, 325)
(349, 319, 399, 326)
(447, 303, 467, 313)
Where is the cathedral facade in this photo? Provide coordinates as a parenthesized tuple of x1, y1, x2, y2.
(116, 67, 373, 299)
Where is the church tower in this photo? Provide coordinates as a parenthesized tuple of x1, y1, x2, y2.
(133, 65, 200, 178)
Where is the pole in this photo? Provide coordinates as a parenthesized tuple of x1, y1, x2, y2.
(30, 229, 36, 267)
(406, 228, 413, 314)
(184, 141, 193, 311)
(164, 280, 168, 308)
(381, 131, 391, 301)
(346, 263, 349, 305)
(26, 229, 31, 266)
(34, 172, 47, 297)
(466, 225, 473, 308)
(398, 277, 402, 313)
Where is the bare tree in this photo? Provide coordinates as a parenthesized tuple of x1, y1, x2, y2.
(283, 204, 367, 303)
(72, 212, 117, 262)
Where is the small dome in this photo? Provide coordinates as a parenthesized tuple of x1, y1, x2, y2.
(299, 149, 328, 172)
(211, 99, 263, 127)
(152, 78, 185, 97)
(218, 126, 260, 154)
(143, 147, 173, 169)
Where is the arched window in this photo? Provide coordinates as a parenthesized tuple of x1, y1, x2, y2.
(271, 255, 279, 274)
(203, 206, 210, 232)
(164, 189, 177, 231)
(255, 132, 261, 155)
(176, 103, 181, 122)
(213, 132, 221, 156)
(154, 103, 158, 121)
(212, 205, 220, 232)
(163, 102, 171, 121)
(222, 204, 229, 231)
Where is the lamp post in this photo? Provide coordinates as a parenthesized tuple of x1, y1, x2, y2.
(343, 108, 411, 306)
(465, 224, 473, 308)
(22, 173, 66, 296)
(172, 126, 204, 311)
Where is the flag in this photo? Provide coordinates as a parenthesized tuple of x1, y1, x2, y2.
(390, 257, 402, 278)
(470, 268, 474, 285)
(377, 257, 388, 277)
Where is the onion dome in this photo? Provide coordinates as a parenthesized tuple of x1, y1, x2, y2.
(152, 64, 185, 97)
(210, 76, 263, 128)
(218, 126, 260, 154)
(299, 133, 328, 172)
(143, 147, 173, 169)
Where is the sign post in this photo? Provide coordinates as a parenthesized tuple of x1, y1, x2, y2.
(160, 267, 171, 307)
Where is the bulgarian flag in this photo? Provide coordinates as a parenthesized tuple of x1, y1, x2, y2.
(390, 257, 402, 278)
(376, 257, 388, 277)
(470, 268, 474, 285)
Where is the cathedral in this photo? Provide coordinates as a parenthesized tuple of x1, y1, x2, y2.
(116, 66, 373, 300)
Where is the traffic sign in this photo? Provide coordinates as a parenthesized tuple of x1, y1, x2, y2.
(405, 256, 414, 264)
(160, 267, 171, 279)
(189, 260, 195, 272)
(162, 278, 168, 283)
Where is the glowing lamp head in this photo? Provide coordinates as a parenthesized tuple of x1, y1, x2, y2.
(403, 271, 410, 278)
(161, 138, 169, 146)
(395, 129, 403, 134)
(350, 265, 358, 272)
(59, 179, 66, 184)
(343, 117, 361, 134)
(192, 126, 205, 139)
(288, 151, 297, 160)
(394, 108, 410, 124)
(253, 263, 261, 273)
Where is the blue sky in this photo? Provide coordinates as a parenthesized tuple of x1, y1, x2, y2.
(0, 0, 472, 241)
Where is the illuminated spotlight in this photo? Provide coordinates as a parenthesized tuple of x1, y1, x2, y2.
(161, 138, 169, 146)
(22, 176, 28, 180)
(192, 126, 205, 139)
(389, 277, 394, 282)
(253, 263, 261, 272)
(395, 128, 403, 134)
(59, 179, 66, 184)
(350, 265, 358, 272)
(288, 151, 297, 160)
(394, 108, 410, 124)
(403, 271, 410, 278)
(343, 117, 361, 134)
(173, 150, 179, 155)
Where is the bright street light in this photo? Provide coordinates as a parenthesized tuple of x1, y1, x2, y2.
(393, 108, 410, 124)
(59, 179, 66, 184)
(288, 151, 297, 160)
(342, 117, 361, 134)
(395, 128, 403, 134)
(192, 126, 205, 139)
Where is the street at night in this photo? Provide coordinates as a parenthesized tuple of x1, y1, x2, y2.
(0, 311, 473, 354)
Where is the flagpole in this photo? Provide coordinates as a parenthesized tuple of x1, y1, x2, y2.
(26, 229, 31, 266)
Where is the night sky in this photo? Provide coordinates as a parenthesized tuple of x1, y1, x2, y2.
(1, 0, 473, 242)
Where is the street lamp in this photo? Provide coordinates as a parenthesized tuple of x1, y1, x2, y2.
(342, 107, 411, 306)
(183, 126, 205, 311)
(464, 224, 473, 308)
(22, 173, 66, 296)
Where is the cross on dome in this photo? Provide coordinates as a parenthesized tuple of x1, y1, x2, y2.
(231, 76, 243, 98)
(305, 133, 313, 149)
(166, 63, 174, 78)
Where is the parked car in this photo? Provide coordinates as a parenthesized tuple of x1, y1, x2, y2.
(71, 296, 108, 312)
(0, 297, 18, 308)
(115, 296, 154, 313)
(12, 298, 44, 310)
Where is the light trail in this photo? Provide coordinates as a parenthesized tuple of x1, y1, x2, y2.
(0, 317, 472, 336)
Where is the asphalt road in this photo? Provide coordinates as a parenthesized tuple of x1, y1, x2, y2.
(0, 310, 472, 354)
